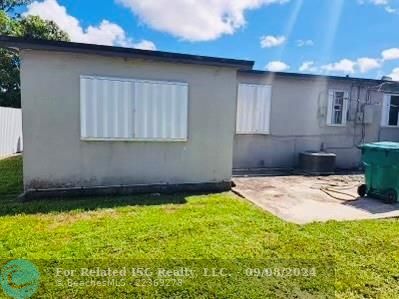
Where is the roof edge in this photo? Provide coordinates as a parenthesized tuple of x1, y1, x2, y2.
(0, 35, 254, 70)
(239, 69, 390, 84)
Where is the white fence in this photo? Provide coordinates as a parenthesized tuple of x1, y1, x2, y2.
(0, 107, 23, 157)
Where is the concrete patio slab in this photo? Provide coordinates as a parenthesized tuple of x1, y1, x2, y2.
(233, 175, 399, 224)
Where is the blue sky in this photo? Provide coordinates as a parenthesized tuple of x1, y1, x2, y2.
(20, 0, 399, 80)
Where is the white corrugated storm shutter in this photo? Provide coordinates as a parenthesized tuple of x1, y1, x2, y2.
(134, 81, 188, 140)
(80, 76, 188, 141)
(236, 84, 272, 134)
(81, 77, 133, 139)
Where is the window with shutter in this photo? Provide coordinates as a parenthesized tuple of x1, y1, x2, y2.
(80, 76, 188, 141)
(236, 84, 272, 134)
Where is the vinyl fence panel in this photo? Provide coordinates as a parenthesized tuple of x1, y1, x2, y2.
(0, 107, 23, 157)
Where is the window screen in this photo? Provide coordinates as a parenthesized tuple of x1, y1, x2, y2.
(327, 90, 349, 126)
(80, 76, 188, 141)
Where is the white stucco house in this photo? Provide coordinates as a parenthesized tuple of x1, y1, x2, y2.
(0, 35, 398, 199)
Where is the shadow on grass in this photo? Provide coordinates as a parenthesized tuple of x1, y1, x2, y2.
(0, 193, 189, 217)
(0, 156, 192, 216)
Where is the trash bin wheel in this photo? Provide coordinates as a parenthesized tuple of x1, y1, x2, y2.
(383, 189, 398, 204)
(357, 184, 367, 197)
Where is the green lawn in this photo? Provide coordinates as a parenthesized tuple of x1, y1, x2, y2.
(0, 156, 399, 298)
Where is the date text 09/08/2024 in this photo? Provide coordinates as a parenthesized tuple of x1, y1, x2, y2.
(55, 267, 318, 279)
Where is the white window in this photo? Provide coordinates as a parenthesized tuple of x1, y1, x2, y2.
(80, 76, 188, 141)
(327, 89, 349, 126)
(381, 94, 399, 127)
(236, 83, 272, 134)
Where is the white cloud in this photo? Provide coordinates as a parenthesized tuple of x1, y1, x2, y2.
(359, 0, 390, 5)
(388, 67, 399, 81)
(298, 45, 399, 76)
(385, 5, 397, 13)
(358, 0, 397, 13)
(300, 58, 381, 74)
(131, 40, 157, 51)
(24, 0, 156, 50)
(356, 57, 381, 73)
(265, 61, 290, 72)
(299, 61, 317, 72)
(382, 48, 399, 61)
(260, 35, 286, 48)
(321, 59, 356, 74)
(296, 39, 314, 47)
(300, 56, 383, 75)
(117, 0, 290, 41)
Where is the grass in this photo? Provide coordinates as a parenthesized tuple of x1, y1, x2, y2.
(0, 156, 399, 298)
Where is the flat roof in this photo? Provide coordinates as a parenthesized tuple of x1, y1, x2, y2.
(1, 35, 398, 90)
(239, 69, 398, 86)
(0, 35, 254, 70)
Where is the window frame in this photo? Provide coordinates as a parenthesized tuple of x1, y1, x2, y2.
(236, 83, 272, 135)
(326, 89, 349, 127)
(80, 75, 189, 142)
(381, 93, 399, 128)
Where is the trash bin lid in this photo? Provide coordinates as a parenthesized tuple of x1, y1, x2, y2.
(359, 142, 399, 151)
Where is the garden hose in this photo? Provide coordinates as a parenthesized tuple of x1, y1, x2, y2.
(310, 182, 360, 201)
(319, 186, 358, 201)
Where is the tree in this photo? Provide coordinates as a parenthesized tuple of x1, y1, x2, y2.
(0, 10, 21, 107)
(0, 4, 69, 108)
(18, 15, 69, 41)
(0, 0, 32, 13)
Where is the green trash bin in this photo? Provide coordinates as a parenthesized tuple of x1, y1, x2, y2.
(358, 142, 399, 204)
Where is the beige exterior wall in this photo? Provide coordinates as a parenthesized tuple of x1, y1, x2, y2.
(234, 72, 399, 169)
(19, 49, 399, 188)
(20, 50, 238, 190)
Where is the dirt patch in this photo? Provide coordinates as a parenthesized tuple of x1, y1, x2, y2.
(46, 209, 119, 230)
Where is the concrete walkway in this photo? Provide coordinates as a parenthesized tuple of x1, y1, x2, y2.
(233, 175, 399, 225)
